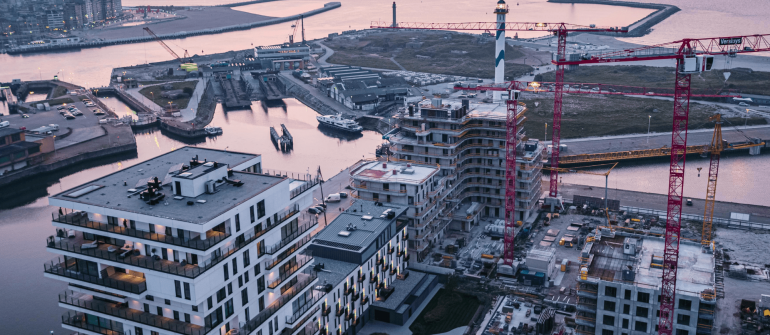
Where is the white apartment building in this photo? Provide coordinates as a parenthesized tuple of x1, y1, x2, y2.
(46, 147, 322, 335)
(576, 234, 716, 335)
(384, 98, 544, 260)
(289, 200, 438, 335)
(349, 160, 450, 262)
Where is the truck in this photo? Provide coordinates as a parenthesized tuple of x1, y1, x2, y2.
(324, 193, 341, 203)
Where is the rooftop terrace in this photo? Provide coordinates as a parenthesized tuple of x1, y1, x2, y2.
(350, 160, 438, 185)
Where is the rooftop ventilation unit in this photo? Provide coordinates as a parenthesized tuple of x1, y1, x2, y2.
(400, 168, 415, 174)
(338, 231, 351, 237)
(361, 215, 373, 221)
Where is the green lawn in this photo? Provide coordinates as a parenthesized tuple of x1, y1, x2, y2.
(139, 81, 198, 110)
(409, 289, 480, 335)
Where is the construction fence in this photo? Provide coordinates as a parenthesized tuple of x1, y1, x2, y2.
(621, 206, 770, 231)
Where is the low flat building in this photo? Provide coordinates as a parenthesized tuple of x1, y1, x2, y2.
(576, 234, 716, 335)
(0, 127, 44, 175)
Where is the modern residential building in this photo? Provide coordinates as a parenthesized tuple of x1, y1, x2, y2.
(46, 147, 323, 335)
(288, 200, 437, 335)
(576, 234, 716, 335)
(0, 127, 47, 175)
(384, 98, 544, 260)
(349, 160, 451, 262)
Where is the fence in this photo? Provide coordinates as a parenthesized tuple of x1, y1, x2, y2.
(621, 206, 770, 231)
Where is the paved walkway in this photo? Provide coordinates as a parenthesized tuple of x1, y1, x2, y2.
(316, 42, 334, 66)
(357, 283, 444, 335)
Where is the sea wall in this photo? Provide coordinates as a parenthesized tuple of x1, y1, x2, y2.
(7, 2, 342, 55)
(547, 0, 680, 37)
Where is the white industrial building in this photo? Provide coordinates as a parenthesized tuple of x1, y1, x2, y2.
(46, 147, 322, 335)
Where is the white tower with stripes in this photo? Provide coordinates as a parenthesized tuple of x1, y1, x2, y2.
(493, 0, 509, 102)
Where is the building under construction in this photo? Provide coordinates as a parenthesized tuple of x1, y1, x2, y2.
(576, 232, 716, 335)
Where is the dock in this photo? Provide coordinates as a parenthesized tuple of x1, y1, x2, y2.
(255, 72, 288, 101)
(270, 125, 294, 152)
(215, 72, 252, 109)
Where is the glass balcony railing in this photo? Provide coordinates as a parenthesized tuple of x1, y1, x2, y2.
(268, 254, 313, 289)
(53, 212, 229, 251)
(45, 257, 147, 294)
(59, 291, 208, 335)
(241, 272, 318, 335)
(62, 311, 125, 335)
(265, 234, 313, 270)
(265, 221, 317, 255)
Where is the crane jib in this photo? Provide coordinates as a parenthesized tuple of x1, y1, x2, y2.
(719, 37, 743, 45)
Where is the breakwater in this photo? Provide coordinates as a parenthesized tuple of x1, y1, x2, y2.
(6, 2, 341, 55)
(548, 0, 680, 37)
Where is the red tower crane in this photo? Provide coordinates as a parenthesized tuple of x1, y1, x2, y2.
(143, 27, 191, 64)
(371, 21, 627, 266)
(554, 33, 770, 335)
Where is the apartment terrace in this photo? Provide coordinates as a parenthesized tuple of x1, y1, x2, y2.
(53, 211, 230, 252)
(268, 253, 314, 290)
(62, 311, 125, 335)
(45, 256, 147, 295)
(241, 272, 319, 335)
(59, 290, 208, 335)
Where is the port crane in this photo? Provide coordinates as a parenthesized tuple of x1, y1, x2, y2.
(143, 27, 191, 64)
(371, 20, 628, 267)
(288, 15, 306, 45)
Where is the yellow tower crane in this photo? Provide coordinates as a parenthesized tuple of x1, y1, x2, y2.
(701, 114, 723, 246)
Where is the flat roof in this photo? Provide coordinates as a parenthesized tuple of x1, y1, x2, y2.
(587, 235, 714, 295)
(314, 257, 360, 289)
(371, 271, 427, 310)
(0, 128, 23, 138)
(408, 99, 524, 121)
(50, 147, 280, 225)
(312, 200, 408, 252)
(350, 161, 438, 184)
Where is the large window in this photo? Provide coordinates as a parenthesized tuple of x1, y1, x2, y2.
(225, 298, 234, 318)
(637, 292, 650, 303)
(636, 306, 649, 318)
(635, 321, 647, 332)
(604, 301, 616, 312)
(678, 299, 692, 311)
(257, 200, 266, 219)
(603, 315, 615, 326)
(677, 314, 691, 326)
(605, 286, 617, 298)
(204, 307, 223, 328)
(241, 288, 249, 306)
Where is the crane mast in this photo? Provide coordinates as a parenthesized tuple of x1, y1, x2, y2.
(702, 115, 723, 245)
(503, 89, 520, 265)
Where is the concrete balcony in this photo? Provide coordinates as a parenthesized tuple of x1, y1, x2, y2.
(264, 235, 313, 270)
(242, 271, 319, 335)
(265, 221, 317, 255)
(268, 253, 314, 290)
(285, 290, 324, 326)
(53, 212, 229, 252)
(45, 257, 147, 295)
(59, 290, 208, 335)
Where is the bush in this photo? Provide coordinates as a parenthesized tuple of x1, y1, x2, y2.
(183, 87, 194, 95)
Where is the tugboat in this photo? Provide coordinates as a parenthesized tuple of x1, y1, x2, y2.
(316, 113, 363, 133)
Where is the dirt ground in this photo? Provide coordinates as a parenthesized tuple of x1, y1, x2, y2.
(715, 229, 770, 267)
(718, 277, 770, 335)
(326, 31, 537, 79)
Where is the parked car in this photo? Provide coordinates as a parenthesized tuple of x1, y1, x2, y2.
(313, 206, 325, 213)
(22, 114, 29, 118)
(339, 192, 348, 199)
(307, 207, 322, 214)
(686, 199, 693, 206)
(739, 102, 750, 107)
(49, 124, 59, 131)
(64, 113, 75, 120)
(315, 203, 327, 209)
(72, 110, 83, 116)
(57, 106, 65, 110)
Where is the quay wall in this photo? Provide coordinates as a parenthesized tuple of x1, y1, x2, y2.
(281, 76, 342, 116)
(6, 2, 341, 55)
(547, 0, 680, 37)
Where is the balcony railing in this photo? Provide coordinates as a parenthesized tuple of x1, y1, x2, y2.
(265, 221, 317, 255)
(290, 177, 322, 199)
(265, 234, 313, 270)
(286, 291, 324, 325)
(59, 291, 208, 335)
(62, 311, 125, 335)
(241, 272, 318, 335)
(268, 254, 314, 289)
(45, 257, 147, 294)
(53, 212, 229, 251)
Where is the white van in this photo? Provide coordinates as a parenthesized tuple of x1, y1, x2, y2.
(325, 193, 341, 203)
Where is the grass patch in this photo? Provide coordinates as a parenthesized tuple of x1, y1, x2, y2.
(139, 81, 198, 109)
(327, 31, 533, 79)
(534, 65, 770, 96)
(521, 94, 766, 140)
(52, 86, 69, 98)
(409, 289, 480, 335)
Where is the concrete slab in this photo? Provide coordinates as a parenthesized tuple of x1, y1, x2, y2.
(55, 126, 106, 149)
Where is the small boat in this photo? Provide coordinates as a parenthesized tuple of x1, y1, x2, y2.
(316, 114, 363, 133)
(204, 126, 223, 135)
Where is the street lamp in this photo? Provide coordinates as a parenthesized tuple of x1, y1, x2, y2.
(647, 115, 651, 145)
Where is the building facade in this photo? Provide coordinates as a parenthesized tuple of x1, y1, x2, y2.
(46, 147, 323, 335)
(0, 128, 44, 175)
(576, 235, 716, 335)
(385, 98, 544, 260)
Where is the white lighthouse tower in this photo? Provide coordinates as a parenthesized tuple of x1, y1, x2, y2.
(493, 0, 509, 102)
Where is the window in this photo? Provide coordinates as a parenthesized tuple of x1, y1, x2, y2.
(165, 299, 171, 305)
(205, 306, 223, 328)
(624, 289, 632, 300)
(207, 297, 213, 310)
(679, 299, 692, 311)
(175, 280, 182, 298)
(637, 292, 650, 303)
(605, 286, 617, 297)
(224, 264, 229, 280)
(228, 283, 233, 295)
(259, 296, 265, 311)
(28, 146, 40, 154)
(233, 258, 238, 275)
(602, 330, 613, 335)
(636, 306, 649, 318)
(185, 313, 191, 323)
(225, 298, 234, 318)
(250, 206, 255, 223)
(243, 251, 250, 267)
(144, 303, 150, 313)
(257, 200, 266, 218)
(245, 271, 250, 283)
(676, 329, 689, 335)
(135, 327, 144, 335)
(184, 283, 191, 300)
(635, 321, 647, 332)
(11, 133, 21, 142)
(173, 310, 180, 321)
(622, 304, 630, 315)
(258, 276, 265, 293)
(677, 314, 691, 326)
(242, 288, 249, 305)
(157, 307, 163, 316)
(254, 264, 261, 275)
(622, 319, 629, 329)
(604, 301, 616, 312)
(239, 276, 244, 288)
(603, 315, 615, 326)
(193, 305, 198, 312)
(245, 307, 250, 321)
(217, 288, 227, 303)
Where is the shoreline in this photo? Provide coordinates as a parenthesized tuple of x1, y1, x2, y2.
(5, 2, 341, 55)
(547, 0, 680, 37)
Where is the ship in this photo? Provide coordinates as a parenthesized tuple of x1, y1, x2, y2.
(316, 114, 363, 133)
